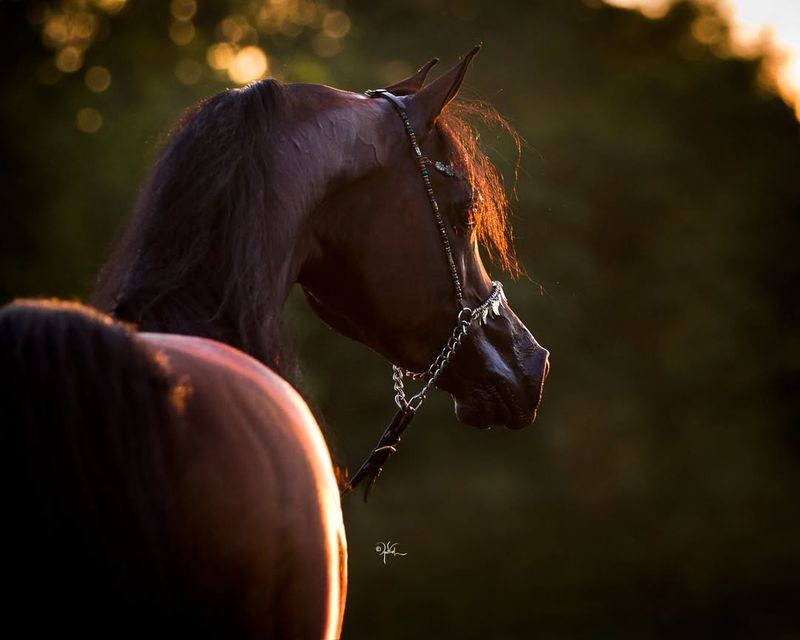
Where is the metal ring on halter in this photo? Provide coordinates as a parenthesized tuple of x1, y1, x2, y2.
(407, 393, 426, 412)
(391, 281, 507, 413)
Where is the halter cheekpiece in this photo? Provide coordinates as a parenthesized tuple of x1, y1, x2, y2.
(344, 88, 508, 500)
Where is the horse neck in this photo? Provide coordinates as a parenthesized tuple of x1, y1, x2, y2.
(96, 88, 385, 374)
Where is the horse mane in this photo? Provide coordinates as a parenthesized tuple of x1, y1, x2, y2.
(439, 100, 522, 277)
(93, 79, 294, 373)
(0, 299, 200, 634)
(93, 81, 519, 378)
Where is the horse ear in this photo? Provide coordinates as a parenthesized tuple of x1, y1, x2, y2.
(406, 45, 481, 135)
(384, 58, 439, 96)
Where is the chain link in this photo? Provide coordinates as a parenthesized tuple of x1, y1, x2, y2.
(392, 281, 505, 412)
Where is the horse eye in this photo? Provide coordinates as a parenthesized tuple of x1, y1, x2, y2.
(449, 184, 477, 234)
(451, 202, 476, 234)
(464, 200, 477, 225)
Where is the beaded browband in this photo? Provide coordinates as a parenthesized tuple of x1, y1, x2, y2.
(344, 88, 507, 500)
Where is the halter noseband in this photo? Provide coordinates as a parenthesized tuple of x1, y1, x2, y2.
(344, 89, 507, 500)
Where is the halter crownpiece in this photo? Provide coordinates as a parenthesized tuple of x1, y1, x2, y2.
(365, 87, 465, 303)
(344, 89, 509, 501)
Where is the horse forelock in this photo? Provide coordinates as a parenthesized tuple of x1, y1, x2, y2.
(438, 100, 522, 277)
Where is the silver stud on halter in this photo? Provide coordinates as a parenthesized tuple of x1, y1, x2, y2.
(433, 159, 456, 177)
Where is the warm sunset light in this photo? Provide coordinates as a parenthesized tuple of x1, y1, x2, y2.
(85, 65, 111, 92)
(175, 58, 203, 85)
(206, 42, 236, 70)
(220, 14, 253, 42)
(55, 45, 82, 73)
(169, 20, 195, 46)
(75, 106, 102, 133)
(170, 0, 197, 22)
(604, 0, 800, 117)
(206, 41, 269, 84)
(228, 46, 269, 84)
(29, 0, 352, 94)
(322, 10, 351, 39)
(94, 0, 127, 13)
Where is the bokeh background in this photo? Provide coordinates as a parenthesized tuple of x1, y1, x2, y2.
(2, 0, 799, 637)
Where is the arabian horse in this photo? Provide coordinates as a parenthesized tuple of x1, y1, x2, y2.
(2, 47, 549, 637)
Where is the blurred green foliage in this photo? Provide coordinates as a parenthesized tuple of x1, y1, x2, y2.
(2, 0, 799, 637)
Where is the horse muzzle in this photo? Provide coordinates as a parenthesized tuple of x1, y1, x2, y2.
(440, 306, 550, 429)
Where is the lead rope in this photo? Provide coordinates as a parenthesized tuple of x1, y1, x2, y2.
(343, 89, 506, 501)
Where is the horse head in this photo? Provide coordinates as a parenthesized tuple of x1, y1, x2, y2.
(296, 47, 550, 429)
(95, 45, 548, 430)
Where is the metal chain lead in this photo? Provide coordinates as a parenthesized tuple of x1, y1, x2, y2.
(393, 281, 506, 412)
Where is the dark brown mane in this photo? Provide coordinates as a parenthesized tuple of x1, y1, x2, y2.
(439, 100, 522, 276)
(93, 80, 520, 380)
(0, 298, 197, 635)
(93, 79, 296, 374)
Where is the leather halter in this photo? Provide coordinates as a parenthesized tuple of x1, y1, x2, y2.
(365, 88, 465, 304)
(343, 89, 507, 500)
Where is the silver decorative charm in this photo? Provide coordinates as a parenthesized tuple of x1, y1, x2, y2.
(479, 282, 506, 325)
(392, 281, 507, 410)
(434, 160, 456, 177)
